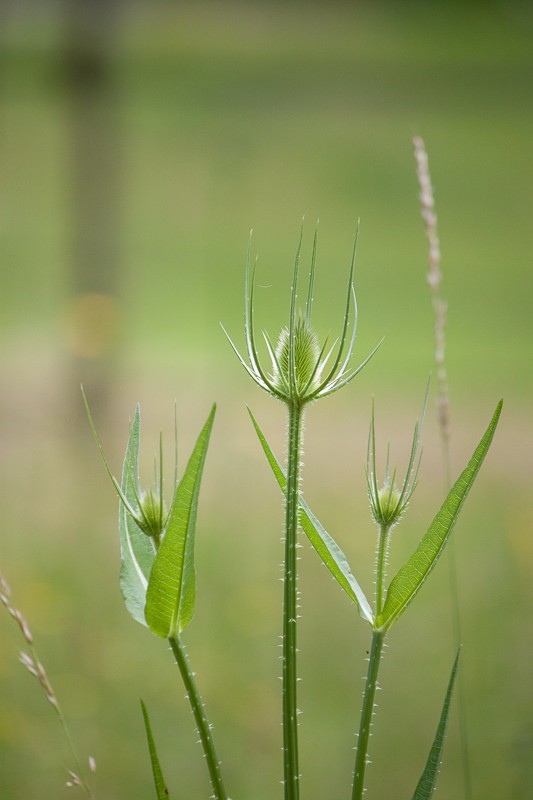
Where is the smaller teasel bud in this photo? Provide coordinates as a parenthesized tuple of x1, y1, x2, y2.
(371, 481, 404, 527)
(366, 386, 428, 531)
(138, 488, 168, 539)
(82, 388, 175, 549)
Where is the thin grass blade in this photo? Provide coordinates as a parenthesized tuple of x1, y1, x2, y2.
(411, 649, 461, 800)
(248, 408, 373, 624)
(145, 405, 216, 638)
(376, 400, 502, 632)
(140, 700, 171, 799)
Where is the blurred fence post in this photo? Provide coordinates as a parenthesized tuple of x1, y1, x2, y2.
(62, 0, 123, 420)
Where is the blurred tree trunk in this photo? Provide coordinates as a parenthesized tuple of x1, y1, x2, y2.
(62, 0, 123, 420)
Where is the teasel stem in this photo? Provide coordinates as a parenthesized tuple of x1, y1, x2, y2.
(352, 630, 385, 800)
(168, 635, 229, 800)
(351, 516, 390, 799)
(282, 400, 304, 800)
(414, 135, 472, 800)
(374, 523, 391, 619)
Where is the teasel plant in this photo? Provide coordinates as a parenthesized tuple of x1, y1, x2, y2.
(2, 220, 503, 800)
(83, 391, 229, 800)
(239, 229, 502, 799)
(224, 227, 381, 800)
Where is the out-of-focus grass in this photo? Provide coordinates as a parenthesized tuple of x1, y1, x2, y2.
(1, 2, 532, 799)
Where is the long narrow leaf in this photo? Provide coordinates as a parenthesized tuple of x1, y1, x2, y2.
(119, 406, 157, 627)
(300, 504, 374, 624)
(411, 649, 461, 800)
(140, 700, 171, 799)
(248, 408, 373, 625)
(377, 400, 502, 632)
(145, 405, 216, 638)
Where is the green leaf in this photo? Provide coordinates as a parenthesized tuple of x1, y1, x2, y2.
(140, 700, 171, 799)
(248, 408, 374, 625)
(145, 405, 216, 638)
(377, 400, 502, 632)
(119, 406, 157, 627)
(411, 649, 461, 800)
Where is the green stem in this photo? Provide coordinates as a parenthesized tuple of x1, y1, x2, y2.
(374, 523, 390, 618)
(169, 635, 228, 800)
(352, 630, 385, 800)
(283, 401, 304, 800)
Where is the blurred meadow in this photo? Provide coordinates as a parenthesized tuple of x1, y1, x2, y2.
(1, 1, 532, 798)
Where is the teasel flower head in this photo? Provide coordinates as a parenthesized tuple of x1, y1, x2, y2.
(224, 225, 382, 406)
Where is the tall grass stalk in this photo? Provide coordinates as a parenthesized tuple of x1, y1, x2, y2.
(414, 135, 472, 800)
(413, 136, 452, 482)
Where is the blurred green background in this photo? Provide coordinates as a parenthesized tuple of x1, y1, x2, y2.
(1, 1, 532, 798)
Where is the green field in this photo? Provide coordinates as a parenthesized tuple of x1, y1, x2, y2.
(1, 3, 532, 799)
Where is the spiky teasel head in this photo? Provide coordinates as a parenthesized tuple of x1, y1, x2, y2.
(366, 385, 429, 529)
(224, 225, 381, 406)
(271, 312, 323, 397)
